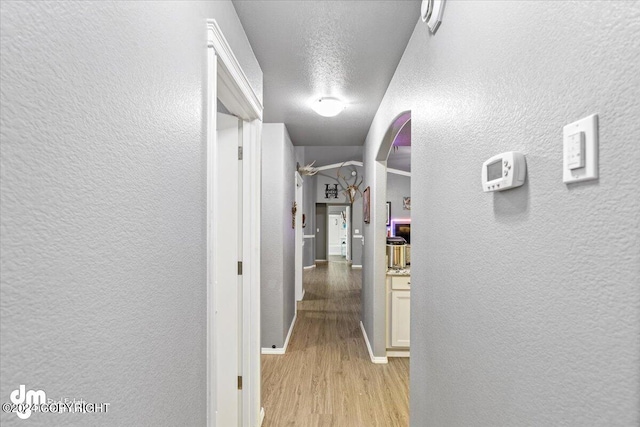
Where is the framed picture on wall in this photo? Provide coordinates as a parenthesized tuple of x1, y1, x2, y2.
(403, 196, 411, 210)
(363, 186, 371, 224)
(386, 202, 391, 226)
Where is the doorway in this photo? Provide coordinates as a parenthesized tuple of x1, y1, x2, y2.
(315, 204, 327, 261)
(316, 203, 351, 264)
(384, 115, 411, 355)
(328, 205, 350, 262)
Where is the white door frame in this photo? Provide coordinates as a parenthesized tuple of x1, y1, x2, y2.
(207, 20, 263, 427)
(294, 172, 304, 303)
(345, 206, 351, 261)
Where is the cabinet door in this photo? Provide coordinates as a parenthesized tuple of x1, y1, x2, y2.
(391, 291, 410, 347)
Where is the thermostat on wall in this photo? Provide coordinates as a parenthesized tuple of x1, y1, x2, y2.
(482, 151, 526, 192)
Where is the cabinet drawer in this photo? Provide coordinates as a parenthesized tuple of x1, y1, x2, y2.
(391, 276, 411, 290)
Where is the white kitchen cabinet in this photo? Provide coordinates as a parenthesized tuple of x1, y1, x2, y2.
(386, 272, 410, 351)
(390, 290, 411, 347)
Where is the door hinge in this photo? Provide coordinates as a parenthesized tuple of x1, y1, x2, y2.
(238, 146, 243, 160)
(237, 376, 243, 390)
(237, 261, 243, 275)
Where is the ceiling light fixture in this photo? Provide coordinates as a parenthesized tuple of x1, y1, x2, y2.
(311, 97, 345, 117)
(421, 0, 445, 33)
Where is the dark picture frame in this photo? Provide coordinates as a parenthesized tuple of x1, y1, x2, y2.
(386, 202, 391, 226)
(363, 186, 371, 224)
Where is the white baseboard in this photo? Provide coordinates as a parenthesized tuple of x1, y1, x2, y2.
(262, 313, 297, 355)
(303, 264, 316, 269)
(386, 350, 410, 358)
(261, 347, 285, 355)
(260, 407, 265, 426)
(351, 265, 362, 269)
(359, 321, 388, 364)
(315, 259, 327, 262)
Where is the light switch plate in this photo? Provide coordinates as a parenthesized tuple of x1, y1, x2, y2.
(563, 114, 598, 183)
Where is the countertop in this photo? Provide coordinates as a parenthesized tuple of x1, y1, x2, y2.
(386, 268, 411, 276)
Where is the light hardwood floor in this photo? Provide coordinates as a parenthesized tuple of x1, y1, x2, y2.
(261, 262, 409, 427)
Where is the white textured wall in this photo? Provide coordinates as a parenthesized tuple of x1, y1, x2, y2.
(260, 124, 296, 348)
(314, 165, 363, 204)
(282, 128, 296, 339)
(0, 1, 262, 426)
(364, 1, 640, 425)
(351, 195, 364, 266)
(387, 173, 411, 224)
(313, 165, 364, 265)
(261, 125, 285, 348)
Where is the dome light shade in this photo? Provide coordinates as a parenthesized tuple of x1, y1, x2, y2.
(311, 97, 345, 117)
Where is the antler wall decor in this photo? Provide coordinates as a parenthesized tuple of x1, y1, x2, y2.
(337, 162, 363, 204)
(291, 201, 297, 229)
(297, 161, 319, 176)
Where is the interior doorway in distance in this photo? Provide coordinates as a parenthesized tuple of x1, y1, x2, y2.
(321, 203, 351, 264)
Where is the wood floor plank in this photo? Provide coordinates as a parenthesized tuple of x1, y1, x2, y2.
(261, 262, 409, 427)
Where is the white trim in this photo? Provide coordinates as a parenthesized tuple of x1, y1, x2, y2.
(207, 20, 262, 121)
(387, 168, 411, 177)
(345, 205, 351, 260)
(303, 234, 316, 239)
(295, 172, 304, 303)
(261, 347, 286, 355)
(359, 321, 388, 364)
(206, 39, 217, 427)
(207, 19, 263, 427)
(284, 312, 297, 351)
(303, 265, 316, 270)
(352, 235, 363, 239)
(315, 160, 363, 171)
(260, 408, 265, 426)
(315, 259, 328, 262)
(386, 350, 410, 357)
(261, 313, 297, 355)
(243, 120, 262, 427)
(351, 265, 363, 269)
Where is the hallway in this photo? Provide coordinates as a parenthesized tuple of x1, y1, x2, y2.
(261, 263, 409, 426)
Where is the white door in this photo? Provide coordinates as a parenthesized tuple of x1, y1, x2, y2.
(215, 112, 242, 426)
(345, 206, 351, 261)
(328, 214, 343, 255)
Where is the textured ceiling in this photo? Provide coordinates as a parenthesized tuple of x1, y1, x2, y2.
(232, 0, 421, 146)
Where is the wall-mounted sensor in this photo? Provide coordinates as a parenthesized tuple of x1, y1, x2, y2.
(482, 152, 527, 192)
